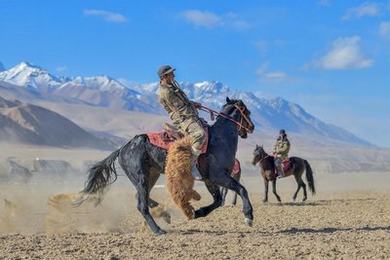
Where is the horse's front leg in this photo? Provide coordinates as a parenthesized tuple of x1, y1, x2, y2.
(272, 180, 281, 202)
(194, 181, 222, 218)
(263, 177, 269, 203)
(210, 172, 254, 227)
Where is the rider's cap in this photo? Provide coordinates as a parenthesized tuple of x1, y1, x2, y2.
(279, 129, 286, 135)
(157, 65, 175, 78)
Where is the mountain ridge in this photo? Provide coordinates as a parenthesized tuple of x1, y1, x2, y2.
(0, 95, 119, 150)
(0, 61, 371, 147)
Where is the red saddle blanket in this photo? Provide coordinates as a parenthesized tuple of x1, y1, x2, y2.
(147, 127, 209, 154)
(231, 159, 241, 177)
(282, 159, 292, 172)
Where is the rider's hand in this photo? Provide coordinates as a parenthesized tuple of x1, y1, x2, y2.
(192, 101, 202, 109)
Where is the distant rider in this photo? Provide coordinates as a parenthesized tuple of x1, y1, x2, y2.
(272, 129, 290, 178)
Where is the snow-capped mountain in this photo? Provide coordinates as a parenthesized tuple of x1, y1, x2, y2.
(0, 62, 5, 72)
(0, 62, 371, 146)
(53, 75, 161, 112)
(0, 62, 64, 92)
(125, 80, 370, 146)
(0, 62, 161, 113)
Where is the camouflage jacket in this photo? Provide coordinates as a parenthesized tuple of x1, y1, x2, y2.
(159, 81, 199, 131)
(272, 137, 290, 159)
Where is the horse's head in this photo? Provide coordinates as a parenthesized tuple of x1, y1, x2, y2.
(252, 144, 267, 165)
(223, 97, 255, 139)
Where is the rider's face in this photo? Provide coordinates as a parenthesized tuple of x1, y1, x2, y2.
(164, 72, 175, 84)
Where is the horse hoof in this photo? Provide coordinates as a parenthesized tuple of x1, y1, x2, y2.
(302, 198, 307, 202)
(155, 229, 167, 236)
(245, 218, 253, 227)
(262, 200, 268, 204)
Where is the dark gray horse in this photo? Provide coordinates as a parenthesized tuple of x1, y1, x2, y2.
(252, 145, 315, 203)
(79, 98, 255, 235)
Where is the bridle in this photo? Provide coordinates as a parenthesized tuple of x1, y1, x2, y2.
(199, 104, 254, 133)
(233, 104, 254, 134)
(253, 148, 272, 165)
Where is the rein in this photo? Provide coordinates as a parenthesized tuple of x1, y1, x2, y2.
(199, 104, 253, 133)
(258, 154, 271, 165)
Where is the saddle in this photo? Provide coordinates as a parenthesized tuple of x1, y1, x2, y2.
(147, 122, 209, 154)
(273, 156, 292, 177)
(282, 158, 292, 173)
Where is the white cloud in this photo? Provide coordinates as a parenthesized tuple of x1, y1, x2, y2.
(84, 9, 127, 23)
(181, 10, 221, 28)
(56, 66, 67, 73)
(379, 21, 390, 38)
(256, 63, 288, 80)
(181, 10, 249, 29)
(314, 36, 373, 70)
(342, 2, 380, 20)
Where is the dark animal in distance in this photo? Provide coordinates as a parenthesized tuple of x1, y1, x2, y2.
(252, 145, 315, 203)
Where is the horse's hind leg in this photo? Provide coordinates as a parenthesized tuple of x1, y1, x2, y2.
(292, 175, 307, 202)
(301, 179, 307, 202)
(272, 180, 281, 203)
(194, 181, 222, 218)
(134, 172, 166, 235)
(120, 161, 165, 235)
(292, 177, 301, 202)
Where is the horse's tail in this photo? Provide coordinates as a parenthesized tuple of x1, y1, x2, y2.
(304, 160, 315, 195)
(76, 149, 120, 206)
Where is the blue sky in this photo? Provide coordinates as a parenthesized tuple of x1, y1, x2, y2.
(0, 0, 389, 147)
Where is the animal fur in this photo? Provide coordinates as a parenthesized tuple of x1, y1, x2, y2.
(165, 137, 201, 220)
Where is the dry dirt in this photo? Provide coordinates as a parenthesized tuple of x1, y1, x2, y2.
(0, 173, 390, 259)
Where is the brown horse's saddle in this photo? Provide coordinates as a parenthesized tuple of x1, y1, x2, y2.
(282, 158, 292, 173)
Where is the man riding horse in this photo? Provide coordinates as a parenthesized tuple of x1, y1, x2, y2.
(272, 129, 290, 178)
(158, 65, 205, 180)
(77, 65, 255, 234)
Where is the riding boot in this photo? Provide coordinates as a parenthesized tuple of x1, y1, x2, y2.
(191, 156, 203, 181)
(275, 158, 284, 178)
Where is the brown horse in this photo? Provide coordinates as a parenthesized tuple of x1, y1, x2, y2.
(252, 145, 315, 203)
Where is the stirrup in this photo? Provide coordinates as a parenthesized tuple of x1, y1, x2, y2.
(191, 164, 203, 180)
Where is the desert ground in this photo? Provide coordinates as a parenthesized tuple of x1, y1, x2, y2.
(1, 159, 390, 260)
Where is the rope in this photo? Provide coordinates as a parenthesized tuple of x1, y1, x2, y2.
(198, 105, 253, 133)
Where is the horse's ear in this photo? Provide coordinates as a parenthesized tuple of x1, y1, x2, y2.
(256, 144, 259, 149)
(226, 97, 231, 103)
